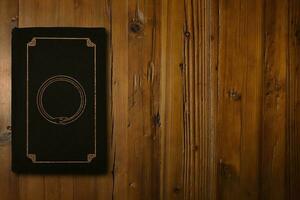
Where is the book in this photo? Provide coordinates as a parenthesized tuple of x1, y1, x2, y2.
(12, 27, 107, 174)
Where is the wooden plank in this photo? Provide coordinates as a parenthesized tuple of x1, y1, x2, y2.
(127, 0, 161, 199)
(288, 0, 300, 199)
(5, 0, 299, 199)
(160, 0, 185, 199)
(44, 176, 60, 200)
(18, 0, 56, 198)
(110, 0, 129, 199)
(159, 0, 168, 198)
(59, 176, 74, 200)
(43, 176, 73, 200)
(261, 0, 288, 199)
(0, 0, 19, 200)
(18, 0, 113, 200)
(19, 175, 45, 200)
(74, 176, 97, 200)
(161, 0, 217, 199)
(182, 0, 216, 199)
(217, 0, 263, 199)
(209, 0, 219, 199)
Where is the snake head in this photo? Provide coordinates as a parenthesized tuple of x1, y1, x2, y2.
(53, 117, 69, 125)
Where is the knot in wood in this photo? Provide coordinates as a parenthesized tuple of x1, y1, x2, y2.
(184, 31, 191, 38)
(219, 160, 237, 180)
(0, 131, 11, 145)
(173, 187, 181, 194)
(153, 112, 161, 127)
(179, 63, 185, 72)
(129, 20, 144, 33)
(11, 16, 18, 22)
(129, 182, 136, 189)
(228, 89, 241, 101)
(192, 145, 199, 151)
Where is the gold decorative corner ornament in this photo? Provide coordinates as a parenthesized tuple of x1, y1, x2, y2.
(27, 154, 36, 162)
(87, 154, 97, 162)
(27, 38, 37, 47)
(86, 38, 96, 47)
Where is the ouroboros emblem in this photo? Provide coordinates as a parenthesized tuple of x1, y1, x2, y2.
(36, 75, 86, 125)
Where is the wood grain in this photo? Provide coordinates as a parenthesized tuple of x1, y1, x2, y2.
(127, 0, 161, 199)
(209, 0, 219, 199)
(217, 0, 263, 199)
(160, 0, 185, 199)
(288, 0, 300, 199)
(262, 0, 288, 199)
(0, 1, 19, 200)
(182, 0, 216, 199)
(161, 0, 217, 199)
(18, 0, 113, 200)
(110, 0, 129, 199)
(0, 0, 299, 199)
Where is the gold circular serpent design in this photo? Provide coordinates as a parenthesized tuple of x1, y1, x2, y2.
(36, 75, 86, 125)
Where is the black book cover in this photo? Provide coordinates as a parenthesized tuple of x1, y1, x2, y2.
(12, 27, 107, 174)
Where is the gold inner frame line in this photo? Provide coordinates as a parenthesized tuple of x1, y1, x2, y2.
(26, 37, 97, 163)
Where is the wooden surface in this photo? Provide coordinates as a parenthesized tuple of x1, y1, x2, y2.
(0, 0, 299, 199)
(288, 0, 300, 199)
(217, 0, 263, 199)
